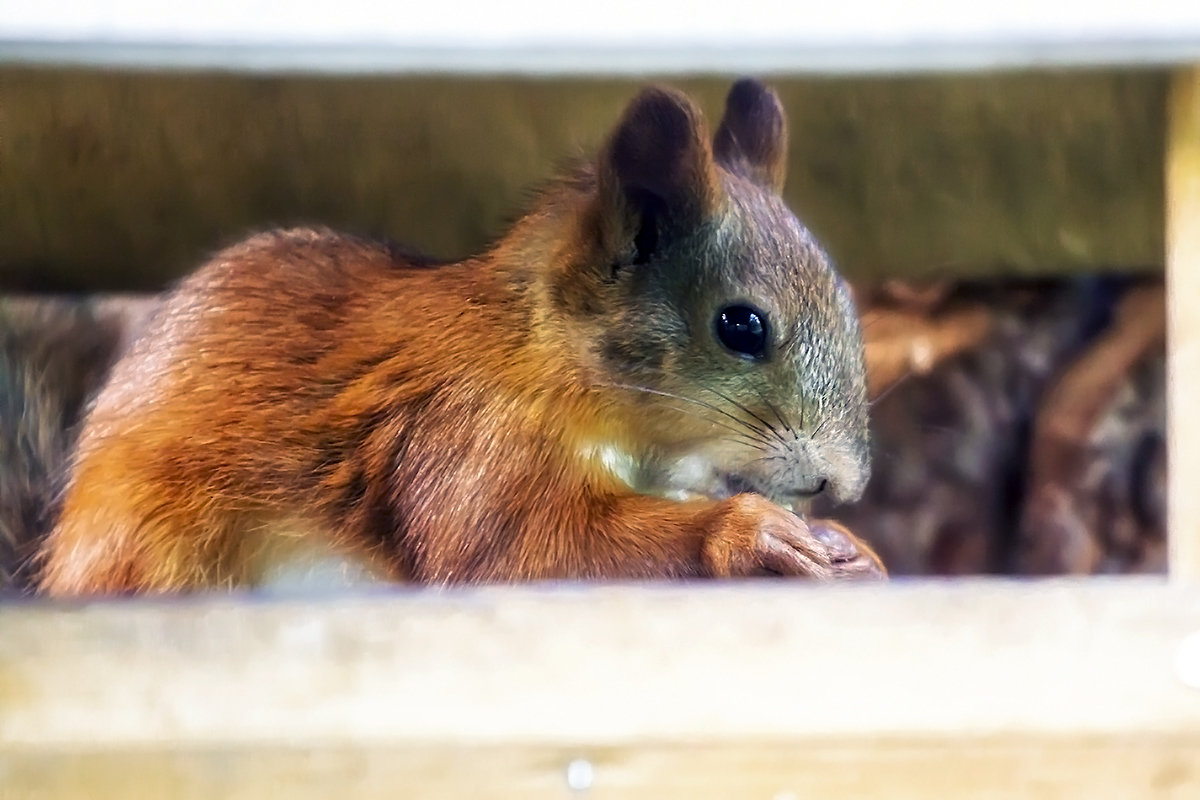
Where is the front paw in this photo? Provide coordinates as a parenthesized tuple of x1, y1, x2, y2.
(701, 494, 886, 580)
(806, 517, 887, 580)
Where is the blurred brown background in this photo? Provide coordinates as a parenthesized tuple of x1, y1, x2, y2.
(1, 68, 1165, 289)
(0, 66, 1169, 576)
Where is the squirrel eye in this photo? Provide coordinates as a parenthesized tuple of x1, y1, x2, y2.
(715, 305, 768, 359)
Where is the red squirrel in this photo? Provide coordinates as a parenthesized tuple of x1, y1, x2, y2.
(36, 79, 884, 595)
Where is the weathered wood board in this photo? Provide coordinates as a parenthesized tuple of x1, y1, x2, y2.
(0, 68, 1167, 291)
(1, 579, 1199, 798)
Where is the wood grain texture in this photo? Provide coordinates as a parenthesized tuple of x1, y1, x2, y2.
(1168, 66, 1200, 582)
(0, 69, 1167, 291)
(3, 739, 1199, 800)
(1, 579, 1198, 797)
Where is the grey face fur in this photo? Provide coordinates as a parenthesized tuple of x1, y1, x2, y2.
(599, 170, 870, 509)
(559, 79, 870, 512)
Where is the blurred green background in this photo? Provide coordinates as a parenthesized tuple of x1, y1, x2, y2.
(0, 67, 1168, 291)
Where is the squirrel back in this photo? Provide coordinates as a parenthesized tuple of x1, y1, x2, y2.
(38, 80, 882, 595)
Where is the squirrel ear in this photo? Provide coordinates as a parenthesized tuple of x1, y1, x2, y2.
(713, 78, 788, 194)
(597, 86, 720, 257)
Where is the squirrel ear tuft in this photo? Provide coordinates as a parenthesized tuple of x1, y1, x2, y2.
(599, 86, 720, 232)
(713, 78, 788, 194)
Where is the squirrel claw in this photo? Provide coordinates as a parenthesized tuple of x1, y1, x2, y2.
(807, 518, 887, 580)
(702, 495, 886, 581)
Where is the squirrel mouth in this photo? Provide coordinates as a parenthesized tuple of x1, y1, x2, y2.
(651, 460, 819, 515)
(721, 474, 760, 498)
(669, 482, 814, 516)
(716, 474, 819, 516)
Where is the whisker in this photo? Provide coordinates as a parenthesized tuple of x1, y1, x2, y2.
(742, 453, 790, 467)
(752, 384, 798, 440)
(698, 384, 791, 448)
(653, 405, 769, 450)
(719, 435, 770, 451)
(858, 312, 896, 334)
(870, 370, 916, 408)
(600, 382, 773, 447)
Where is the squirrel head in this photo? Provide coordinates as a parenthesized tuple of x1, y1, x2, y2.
(548, 79, 869, 509)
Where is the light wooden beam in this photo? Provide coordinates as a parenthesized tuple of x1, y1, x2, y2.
(3, 1, 1200, 73)
(1169, 65, 1200, 582)
(1, 579, 1198, 797)
(0, 69, 1170, 291)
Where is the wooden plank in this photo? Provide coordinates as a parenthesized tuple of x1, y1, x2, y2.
(0, 69, 1167, 291)
(1, 579, 1199, 797)
(3, 1, 1200, 74)
(1169, 65, 1200, 582)
(4, 739, 1200, 800)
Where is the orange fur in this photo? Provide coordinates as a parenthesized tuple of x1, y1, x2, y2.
(39, 81, 884, 595)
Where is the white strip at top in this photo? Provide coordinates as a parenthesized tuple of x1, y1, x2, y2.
(3, 0, 1200, 74)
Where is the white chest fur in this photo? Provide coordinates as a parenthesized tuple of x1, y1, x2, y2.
(243, 519, 390, 593)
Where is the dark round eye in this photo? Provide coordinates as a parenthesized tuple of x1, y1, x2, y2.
(715, 305, 768, 359)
